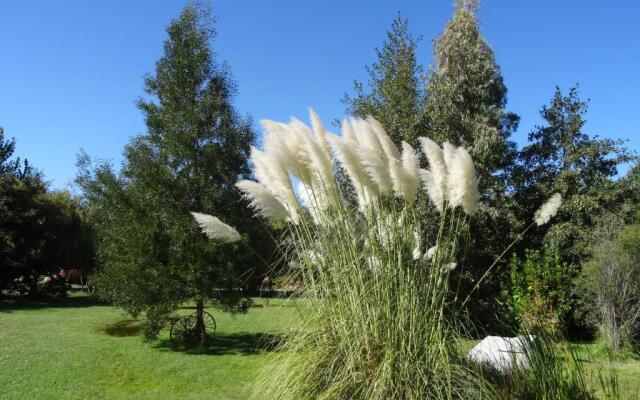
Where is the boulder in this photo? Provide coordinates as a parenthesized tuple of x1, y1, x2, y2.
(467, 335, 534, 372)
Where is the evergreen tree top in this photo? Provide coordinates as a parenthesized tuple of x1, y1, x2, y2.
(425, 0, 518, 197)
(342, 14, 425, 146)
(455, 0, 480, 13)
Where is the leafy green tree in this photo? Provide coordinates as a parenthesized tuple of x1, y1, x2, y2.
(78, 5, 273, 341)
(512, 86, 631, 338)
(0, 174, 47, 294)
(513, 86, 631, 265)
(342, 15, 425, 147)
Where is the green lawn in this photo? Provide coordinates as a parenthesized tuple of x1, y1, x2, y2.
(0, 293, 298, 400)
(1, 293, 640, 399)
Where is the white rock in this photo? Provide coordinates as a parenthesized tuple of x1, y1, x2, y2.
(467, 335, 534, 372)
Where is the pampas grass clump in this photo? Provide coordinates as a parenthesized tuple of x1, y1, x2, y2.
(193, 111, 577, 399)
(234, 111, 492, 399)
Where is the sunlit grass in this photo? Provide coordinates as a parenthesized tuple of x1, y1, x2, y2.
(0, 292, 298, 400)
(1, 293, 638, 399)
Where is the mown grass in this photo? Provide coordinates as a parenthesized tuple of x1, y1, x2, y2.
(0, 292, 298, 400)
(1, 292, 639, 399)
(572, 342, 640, 399)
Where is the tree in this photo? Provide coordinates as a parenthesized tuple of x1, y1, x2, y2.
(78, 5, 272, 341)
(0, 128, 93, 296)
(422, 1, 519, 333)
(579, 218, 640, 352)
(342, 15, 425, 147)
(424, 0, 518, 197)
(513, 86, 631, 265)
(512, 86, 632, 338)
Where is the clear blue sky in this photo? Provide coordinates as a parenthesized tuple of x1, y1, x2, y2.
(0, 1, 638, 189)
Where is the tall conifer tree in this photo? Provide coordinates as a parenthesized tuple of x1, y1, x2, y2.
(80, 5, 269, 340)
(425, 0, 518, 198)
(423, 1, 520, 331)
(342, 15, 425, 147)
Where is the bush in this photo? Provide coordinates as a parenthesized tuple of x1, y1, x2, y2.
(509, 247, 573, 336)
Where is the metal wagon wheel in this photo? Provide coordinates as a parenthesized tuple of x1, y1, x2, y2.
(170, 315, 198, 347)
(201, 311, 217, 337)
(169, 311, 217, 347)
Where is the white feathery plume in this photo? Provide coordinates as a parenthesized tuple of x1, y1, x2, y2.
(235, 180, 290, 221)
(283, 118, 314, 185)
(400, 141, 421, 204)
(420, 169, 446, 213)
(442, 141, 457, 172)
(442, 141, 458, 208)
(341, 119, 358, 143)
(360, 149, 393, 196)
(327, 133, 378, 210)
(262, 119, 313, 186)
(534, 193, 562, 226)
(447, 147, 480, 215)
(261, 120, 301, 173)
(367, 116, 401, 161)
(426, 245, 438, 260)
(402, 142, 420, 178)
(309, 108, 333, 162)
(250, 147, 300, 223)
(389, 142, 420, 204)
(419, 137, 448, 211)
(352, 118, 393, 195)
(251, 146, 288, 197)
(190, 212, 241, 243)
(300, 124, 336, 198)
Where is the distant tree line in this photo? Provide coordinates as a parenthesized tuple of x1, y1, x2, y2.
(0, 128, 94, 296)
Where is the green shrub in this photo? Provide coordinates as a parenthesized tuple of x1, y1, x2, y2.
(510, 248, 573, 336)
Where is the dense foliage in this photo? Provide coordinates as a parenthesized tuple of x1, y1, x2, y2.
(2, 0, 638, 368)
(512, 86, 631, 264)
(0, 128, 94, 296)
(509, 247, 573, 335)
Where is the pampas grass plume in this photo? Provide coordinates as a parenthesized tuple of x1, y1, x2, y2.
(190, 212, 241, 243)
(534, 193, 562, 226)
(419, 137, 448, 211)
(235, 180, 290, 221)
(449, 147, 480, 215)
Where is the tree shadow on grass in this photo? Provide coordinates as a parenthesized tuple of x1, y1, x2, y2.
(154, 332, 285, 356)
(0, 295, 105, 313)
(98, 319, 143, 337)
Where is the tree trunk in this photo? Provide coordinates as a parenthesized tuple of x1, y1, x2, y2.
(195, 299, 206, 345)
